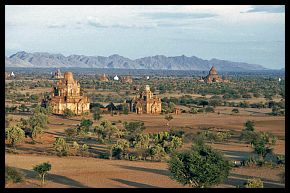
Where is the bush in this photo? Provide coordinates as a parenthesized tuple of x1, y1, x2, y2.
(5, 165, 23, 186)
(232, 108, 239, 113)
(63, 108, 75, 118)
(242, 156, 258, 167)
(5, 125, 25, 148)
(64, 127, 78, 141)
(168, 144, 231, 188)
(276, 155, 285, 165)
(244, 178, 263, 188)
(205, 106, 215, 113)
(111, 139, 130, 159)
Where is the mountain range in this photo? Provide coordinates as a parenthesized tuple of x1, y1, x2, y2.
(5, 51, 268, 71)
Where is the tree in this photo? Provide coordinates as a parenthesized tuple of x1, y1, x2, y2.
(92, 107, 102, 121)
(164, 115, 173, 126)
(94, 120, 122, 142)
(63, 108, 75, 118)
(209, 99, 221, 108)
(5, 125, 25, 148)
(79, 118, 93, 132)
(53, 137, 70, 156)
(244, 178, 263, 188)
(111, 139, 130, 159)
(245, 120, 255, 131)
(148, 144, 166, 161)
(132, 134, 151, 160)
(64, 127, 78, 141)
(18, 112, 48, 142)
(252, 132, 276, 160)
(33, 162, 51, 186)
(5, 114, 10, 128)
(198, 100, 208, 108)
(123, 121, 146, 140)
(240, 120, 258, 144)
(168, 144, 231, 188)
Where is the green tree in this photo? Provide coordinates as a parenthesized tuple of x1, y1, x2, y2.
(53, 137, 70, 156)
(5, 125, 25, 148)
(19, 112, 48, 142)
(123, 121, 146, 144)
(111, 139, 130, 159)
(252, 132, 276, 159)
(92, 107, 102, 121)
(33, 162, 52, 186)
(148, 144, 166, 161)
(245, 120, 255, 131)
(168, 144, 231, 188)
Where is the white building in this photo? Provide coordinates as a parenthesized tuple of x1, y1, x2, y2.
(113, 75, 119, 81)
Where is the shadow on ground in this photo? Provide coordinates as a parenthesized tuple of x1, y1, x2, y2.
(110, 178, 160, 188)
(13, 167, 89, 188)
(113, 164, 170, 177)
(225, 173, 284, 188)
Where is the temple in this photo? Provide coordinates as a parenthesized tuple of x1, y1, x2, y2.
(52, 69, 63, 79)
(127, 85, 161, 114)
(120, 76, 133, 84)
(48, 72, 90, 115)
(199, 66, 228, 83)
(99, 74, 109, 82)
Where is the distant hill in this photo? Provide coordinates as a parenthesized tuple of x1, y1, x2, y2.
(5, 51, 268, 71)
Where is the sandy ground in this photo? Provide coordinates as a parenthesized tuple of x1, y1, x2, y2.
(6, 104, 285, 188)
(5, 154, 284, 188)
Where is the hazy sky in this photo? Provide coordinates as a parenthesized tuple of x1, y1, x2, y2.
(5, 5, 285, 69)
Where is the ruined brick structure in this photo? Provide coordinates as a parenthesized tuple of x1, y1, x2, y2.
(99, 74, 109, 82)
(127, 85, 161, 114)
(49, 72, 90, 115)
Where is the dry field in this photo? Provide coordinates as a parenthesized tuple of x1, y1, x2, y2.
(5, 153, 284, 188)
(6, 106, 285, 188)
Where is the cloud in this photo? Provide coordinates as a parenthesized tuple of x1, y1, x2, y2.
(242, 5, 285, 13)
(142, 12, 218, 20)
(86, 16, 157, 29)
(47, 23, 67, 28)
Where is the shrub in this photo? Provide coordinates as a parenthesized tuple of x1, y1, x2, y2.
(242, 156, 257, 167)
(64, 127, 78, 141)
(276, 155, 285, 165)
(63, 108, 75, 118)
(232, 108, 239, 113)
(80, 144, 89, 157)
(111, 139, 130, 159)
(205, 106, 215, 113)
(148, 144, 166, 161)
(5, 165, 23, 186)
(244, 178, 263, 188)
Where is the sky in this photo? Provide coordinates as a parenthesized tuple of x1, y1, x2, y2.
(5, 5, 285, 69)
